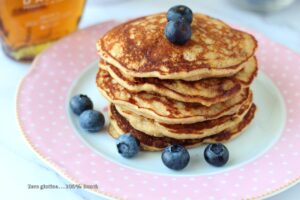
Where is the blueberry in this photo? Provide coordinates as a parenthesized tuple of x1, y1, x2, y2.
(165, 19, 192, 45)
(79, 110, 105, 133)
(70, 94, 93, 115)
(116, 134, 140, 158)
(167, 5, 193, 24)
(204, 143, 229, 167)
(161, 144, 190, 170)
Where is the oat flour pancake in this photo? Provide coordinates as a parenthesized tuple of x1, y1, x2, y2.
(108, 104, 257, 151)
(99, 57, 257, 105)
(114, 94, 252, 139)
(97, 13, 257, 80)
(97, 68, 251, 124)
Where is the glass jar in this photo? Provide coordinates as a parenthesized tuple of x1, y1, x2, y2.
(0, 0, 86, 61)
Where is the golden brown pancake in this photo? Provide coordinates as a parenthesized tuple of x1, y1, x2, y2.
(97, 13, 257, 80)
(114, 93, 252, 139)
(97, 68, 251, 124)
(108, 104, 257, 151)
(99, 56, 257, 105)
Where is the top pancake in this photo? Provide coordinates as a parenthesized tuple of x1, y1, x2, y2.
(97, 13, 257, 80)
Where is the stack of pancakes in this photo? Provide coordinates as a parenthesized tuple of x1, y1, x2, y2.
(96, 13, 258, 151)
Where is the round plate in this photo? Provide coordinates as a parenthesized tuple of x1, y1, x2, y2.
(17, 21, 300, 199)
(69, 61, 285, 176)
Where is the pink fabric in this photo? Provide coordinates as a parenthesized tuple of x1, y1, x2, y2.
(17, 21, 300, 199)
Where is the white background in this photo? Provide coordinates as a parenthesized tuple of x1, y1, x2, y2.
(0, 0, 300, 199)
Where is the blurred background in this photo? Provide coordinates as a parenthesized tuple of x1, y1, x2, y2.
(0, 0, 300, 199)
(1, 0, 300, 62)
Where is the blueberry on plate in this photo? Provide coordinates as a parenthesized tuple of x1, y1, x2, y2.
(79, 110, 105, 133)
(116, 134, 140, 158)
(167, 5, 193, 24)
(204, 143, 229, 167)
(162, 144, 190, 170)
(70, 94, 93, 115)
(164, 19, 192, 45)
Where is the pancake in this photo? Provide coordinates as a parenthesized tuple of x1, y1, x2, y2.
(184, 56, 258, 83)
(97, 13, 257, 80)
(108, 104, 257, 151)
(96, 68, 251, 124)
(234, 57, 258, 86)
(99, 56, 257, 105)
(114, 93, 252, 139)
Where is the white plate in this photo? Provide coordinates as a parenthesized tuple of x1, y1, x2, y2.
(67, 61, 286, 176)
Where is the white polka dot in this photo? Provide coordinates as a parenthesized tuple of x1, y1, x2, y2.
(279, 153, 285, 157)
(252, 187, 258, 191)
(252, 177, 259, 182)
(282, 161, 288, 165)
(293, 152, 299, 156)
(48, 111, 54, 115)
(108, 177, 115, 182)
(75, 161, 80, 165)
(143, 180, 148, 184)
(231, 193, 237, 197)
(281, 73, 287, 77)
(271, 179, 277, 183)
(42, 82, 48, 86)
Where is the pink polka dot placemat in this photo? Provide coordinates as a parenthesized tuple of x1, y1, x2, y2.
(16, 21, 300, 199)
